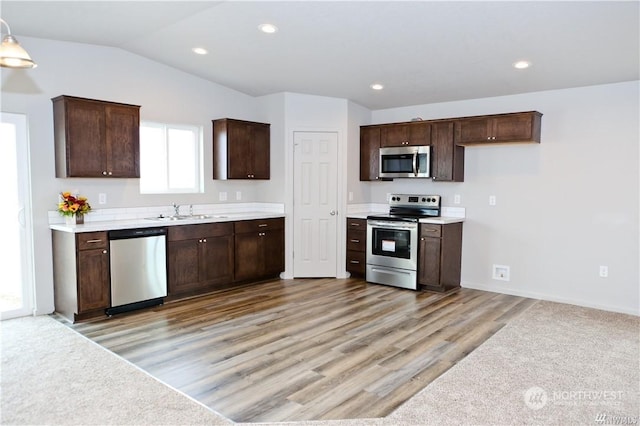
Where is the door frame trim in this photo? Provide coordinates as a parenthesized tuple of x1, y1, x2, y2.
(284, 127, 348, 280)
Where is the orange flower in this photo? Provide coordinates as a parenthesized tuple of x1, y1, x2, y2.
(57, 192, 91, 217)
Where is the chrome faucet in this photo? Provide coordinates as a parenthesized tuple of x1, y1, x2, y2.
(173, 203, 180, 216)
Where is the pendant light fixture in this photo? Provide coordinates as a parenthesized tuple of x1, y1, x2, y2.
(0, 18, 37, 69)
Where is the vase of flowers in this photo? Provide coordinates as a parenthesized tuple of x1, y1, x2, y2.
(58, 192, 91, 225)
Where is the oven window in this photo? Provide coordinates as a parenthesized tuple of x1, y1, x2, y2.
(371, 227, 412, 259)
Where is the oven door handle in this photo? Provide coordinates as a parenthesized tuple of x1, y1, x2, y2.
(367, 220, 417, 229)
(412, 152, 418, 176)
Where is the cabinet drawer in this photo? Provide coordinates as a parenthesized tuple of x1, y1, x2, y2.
(168, 222, 233, 241)
(346, 229, 366, 252)
(420, 224, 442, 238)
(346, 250, 366, 275)
(347, 218, 366, 230)
(76, 232, 108, 250)
(234, 217, 284, 234)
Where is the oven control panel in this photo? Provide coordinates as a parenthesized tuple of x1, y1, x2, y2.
(389, 194, 440, 208)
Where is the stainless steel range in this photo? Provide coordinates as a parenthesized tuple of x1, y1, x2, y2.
(366, 194, 441, 290)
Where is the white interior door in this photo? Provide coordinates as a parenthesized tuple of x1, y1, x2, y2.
(293, 131, 338, 277)
(0, 112, 34, 319)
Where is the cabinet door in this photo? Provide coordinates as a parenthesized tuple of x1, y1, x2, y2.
(234, 233, 261, 282)
(262, 229, 285, 277)
(380, 122, 430, 147)
(77, 248, 110, 312)
(418, 236, 441, 289)
(455, 117, 491, 144)
(64, 99, 107, 177)
(106, 104, 140, 177)
(380, 124, 409, 147)
(248, 123, 270, 179)
(492, 113, 536, 142)
(431, 121, 464, 182)
(360, 126, 381, 181)
(227, 121, 252, 179)
(201, 235, 234, 285)
(167, 239, 201, 294)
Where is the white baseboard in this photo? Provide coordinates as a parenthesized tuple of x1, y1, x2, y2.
(461, 281, 639, 317)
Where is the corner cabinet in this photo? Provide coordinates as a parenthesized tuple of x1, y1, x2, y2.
(455, 111, 542, 145)
(213, 118, 271, 180)
(167, 222, 234, 298)
(52, 231, 111, 322)
(52, 95, 140, 178)
(418, 223, 463, 292)
(234, 218, 285, 282)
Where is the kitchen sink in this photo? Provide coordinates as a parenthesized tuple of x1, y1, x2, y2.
(145, 215, 190, 221)
(145, 214, 227, 221)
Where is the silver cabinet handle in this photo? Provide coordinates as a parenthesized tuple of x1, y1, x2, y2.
(350, 239, 360, 243)
(86, 239, 103, 243)
(258, 224, 268, 227)
(349, 260, 360, 264)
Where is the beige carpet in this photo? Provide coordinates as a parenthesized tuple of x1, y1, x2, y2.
(1, 300, 638, 425)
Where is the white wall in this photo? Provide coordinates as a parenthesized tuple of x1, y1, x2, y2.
(0, 37, 277, 314)
(368, 82, 639, 315)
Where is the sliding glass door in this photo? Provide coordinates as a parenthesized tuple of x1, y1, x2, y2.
(0, 112, 34, 319)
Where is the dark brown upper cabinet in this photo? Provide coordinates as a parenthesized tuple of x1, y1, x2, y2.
(359, 125, 381, 181)
(430, 121, 464, 182)
(454, 111, 542, 145)
(213, 118, 270, 180)
(52, 95, 140, 178)
(380, 121, 431, 147)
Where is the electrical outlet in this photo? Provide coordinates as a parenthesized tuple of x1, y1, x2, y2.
(219, 191, 227, 201)
(236, 191, 242, 201)
(489, 195, 497, 206)
(599, 266, 608, 278)
(348, 191, 354, 201)
(454, 194, 461, 204)
(492, 264, 510, 281)
(98, 193, 107, 204)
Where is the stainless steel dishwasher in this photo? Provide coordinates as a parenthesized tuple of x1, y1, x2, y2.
(106, 227, 167, 316)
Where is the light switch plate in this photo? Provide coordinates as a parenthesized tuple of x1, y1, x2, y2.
(219, 191, 227, 201)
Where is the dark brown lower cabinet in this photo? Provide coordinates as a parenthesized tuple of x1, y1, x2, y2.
(52, 231, 110, 322)
(346, 218, 367, 276)
(167, 222, 234, 297)
(234, 218, 285, 282)
(418, 223, 463, 292)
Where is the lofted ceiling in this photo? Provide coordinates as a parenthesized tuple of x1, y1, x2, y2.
(1, 1, 638, 110)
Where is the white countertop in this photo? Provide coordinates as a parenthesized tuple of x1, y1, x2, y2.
(347, 212, 464, 224)
(50, 212, 286, 233)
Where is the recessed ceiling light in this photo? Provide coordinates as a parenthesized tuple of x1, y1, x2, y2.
(370, 83, 384, 90)
(258, 23, 278, 34)
(513, 60, 531, 69)
(192, 47, 208, 55)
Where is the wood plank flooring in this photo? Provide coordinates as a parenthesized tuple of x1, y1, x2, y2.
(68, 278, 536, 422)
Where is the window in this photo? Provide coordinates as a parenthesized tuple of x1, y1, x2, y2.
(140, 122, 203, 194)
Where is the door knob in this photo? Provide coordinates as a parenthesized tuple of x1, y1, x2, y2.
(329, 210, 337, 216)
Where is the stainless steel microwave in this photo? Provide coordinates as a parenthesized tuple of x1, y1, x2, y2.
(379, 146, 431, 178)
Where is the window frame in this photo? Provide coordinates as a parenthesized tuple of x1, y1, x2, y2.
(139, 121, 204, 195)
